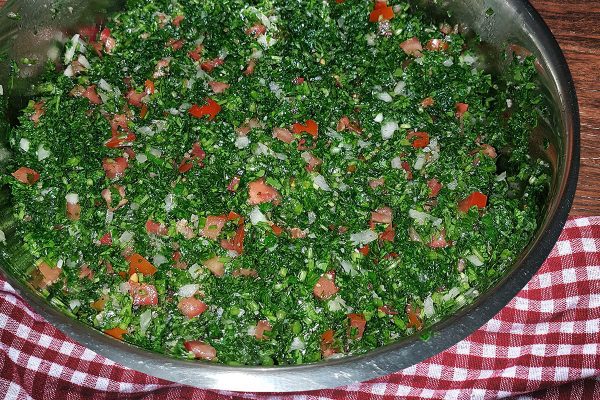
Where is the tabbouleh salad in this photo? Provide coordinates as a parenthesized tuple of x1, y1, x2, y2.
(1, 0, 549, 365)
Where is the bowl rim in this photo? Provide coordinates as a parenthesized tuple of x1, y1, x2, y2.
(0, 0, 580, 393)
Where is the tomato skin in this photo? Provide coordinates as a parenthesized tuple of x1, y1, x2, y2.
(126, 90, 145, 107)
(102, 157, 129, 179)
(429, 229, 451, 248)
(129, 282, 158, 306)
(358, 245, 370, 256)
(406, 304, 423, 330)
(172, 15, 185, 27)
(145, 219, 168, 236)
(425, 39, 449, 51)
(273, 127, 295, 144)
(378, 305, 398, 315)
(347, 313, 367, 339)
(313, 271, 339, 300)
(227, 176, 241, 192)
(200, 58, 224, 73)
(208, 81, 230, 94)
(220, 219, 245, 254)
(184, 341, 216, 360)
(66, 202, 81, 221)
(407, 131, 430, 148)
(400, 37, 423, 57)
(100, 232, 112, 246)
(245, 24, 267, 37)
(292, 119, 318, 137)
(83, 85, 102, 104)
(458, 191, 488, 213)
(427, 178, 442, 198)
(371, 206, 393, 225)
(380, 224, 395, 242)
(455, 102, 469, 118)
(188, 44, 204, 61)
(12, 167, 40, 185)
(189, 98, 221, 120)
(271, 224, 284, 236)
(369, 1, 394, 22)
(320, 329, 338, 357)
(144, 79, 155, 95)
(255, 320, 272, 340)
(178, 297, 207, 318)
(421, 96, 435, 107)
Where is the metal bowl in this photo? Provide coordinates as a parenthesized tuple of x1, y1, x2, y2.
(0, 0, 579, 392)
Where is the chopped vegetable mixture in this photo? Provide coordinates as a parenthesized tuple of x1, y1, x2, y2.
(2, 0, 550, 365)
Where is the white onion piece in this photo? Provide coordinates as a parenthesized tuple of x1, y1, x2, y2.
(98, 79, 112, 92)
(177, 284, 200, 298)
(153, 254, 168, 266)
(466, 254, 484, 267)
(313, 174, 331, 191)
(69, 299, 81, 310)
(235, 136, 250, 149)
(393, 81, 406, 95)
(413, 153, 426, 170)
(37, 145, 50, 160)
(119, 231, 134, 243)
(290, 337, 305, 350)
(424, 295, 435, 318)
(391, 156, 402, 169)
(249, 206, 268, 225)
(19, 138, 30, 152)
(381, 121, 398, 140)
(135, 153, 148, 163)
(350, 229, 378, 246)
(308, 211, 316, 224)
(65, 193, 79, 204)
(409, 209, 431, 225)
(327, 296, 347, 312)
(77, 54, 90, 69)
(376, 92, 393, 103)
(374, 113, 384, 123)
(188, 263, 203, 279)
(443, 287, 461, 302)
(0, 229, 5, 244)
(165, 193, 175, 212)
(139, 309, 152, 335)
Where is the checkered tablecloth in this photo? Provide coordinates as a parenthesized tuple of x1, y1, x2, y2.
(1, 216, 599, 399)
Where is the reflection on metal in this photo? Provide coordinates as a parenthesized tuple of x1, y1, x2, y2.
(0, 0, 579, 392)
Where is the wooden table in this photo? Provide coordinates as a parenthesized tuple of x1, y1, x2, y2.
(0, 0, 597, 214)
(531, 0, 600, 216)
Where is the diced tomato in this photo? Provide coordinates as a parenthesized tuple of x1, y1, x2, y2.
(153, 58, 171, 78)
(12, 167, 40, 185)
(347, 313, 366, 339)
(371, 206, 393, 225)
(292, 119, 319, 137)
(129, 282, 158, 306)
(34, 261, 61, 289)
(245, 24, 267, 37)
(455, 102, 469, 118)
(227, 176, 241, 192)
(200, 58, 224, 73)
(144, 79, 155, 95)
(126, 89, 145, 107)
(178, 142, 206, 173)
(66, 201, 81, 221)
(255, 320, 272, 340)
(301, 151, 323, 172)
(458, 191, 488, 213)
(189, 98, 221, 121)
(401, 161, 413, 180)
(425, 39, 449, 51)
(202, 215, 227, 240)
(258, 220, 279, 236)
(358, 245, 370, 256)
(203, 256, 225, 277)
(378, 305, 398, 315)
(145, 220, 168, 236)
(104, 133, 136, 148)
(102, 157, 128, 179)
(292, 76, 305, 85)
(248, 178, 281, 205)
(380, 224, 395, 242)
(208, 81, 230, 94)
(91, 295, 107, 311)
(369, 1, 394, 22)
(407, 131, 430, 148)
(289, 227, 307, 239)
(429, 229, 451, 248)
(188, 44, 204, 61)
(220, 219, 245, 254)
(100, 27, 111, 42)
(400, 37, 423, 57)
(336, 115, 362, 133)
(83, 85, 102, 105)
(232, 268, 258, 278)
(175, 219, 195, 239)
(104, 327, 128, 340)
(78, 264, 94, 280)
(243, 59, 256, 76)
(101, 184, 128, 211)
(427, 178, 442, 198)
(369, 178, 385, 189)
(421, 97, 435, 108)
(167, 38, 185, 51)
(78, 25, 100, 42)
(313, 271, 339, 300)
(479, 144, 497, 159)
(127, 253, 158, 276)
(406, 304, 423, 330)
(320, 329, 337, 358)
(104, 36, 116, 54)
(30, 101, 45, 125)
(178, 297, 207, 318)
(184, 341, 217, 360)
(172, 15, 185, 27)
(100, 232, 112, 246)
(273, 127, 295, 144)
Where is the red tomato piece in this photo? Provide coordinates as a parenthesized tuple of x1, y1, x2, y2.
(187, 44, 204, 61)
(12, 167, 40, 185)
(272, 127, 295, 144)
(458, 191, 488, 213)
(172, 15, 185, 27)
(421, 96, 435, 108)
(232, 268, 259, 278)
(189, 98, 221, 120)
(371, 206, 393, 225)
(301, 151, 323, 172)
(144, 79, 155, 95)
(429, 229, 451, 248)
(313, 272, 339, 300)
(270, 224, 284, 236)
(400, 37, 423, 57)
(200, 58, 224, 73)
(427, 178, 442, 198)
(203, 256, 225, 277)
(380, 224, 395, 242)
(31, 101, 45, 125)
(245, 24, 267, 37)
(401, 161, 413, 180)
(227, 176, 241, 192)
(66, 201, 81, 221)
(243, 59, 256, 76)
(425, 39, 449, 51)
(101, 184, 128, 211)
(102, 157, 128, 179)
(126, 90, 145, 107)
(208, 81, 230, 94)
(129, 282, 158, 306)
(220, 219, 245, 254)
(320, 329, 337, 358)
(255, 320, 272, 340)
(358, 245, 370, 256)
(83, 85, 102, 105)
(100, 232, 112, 246)
(378, 305, 398, 315)
(104, 327, 128, 340)
(127, 253, 158, 276)
(289, 227, 307, 239)
(292, 76, 305, 85)
(479, 144, 497, 159)
(455, 102, 469, 118)
(248, 178, 281, 205)
(184, 341, 216, 360)
(178, 297, 207, 318)
(347, 313, 366, 339)
(292, 119, 319, 137)
(202, 215, 227, 240)
(406, 304, 423, 330)
(145, 219, 168, 236)
(369, 1, 394, 22)
(167, 38, 185, 50)
(78, 264, 94, 280)
(407, 131, 430, 148)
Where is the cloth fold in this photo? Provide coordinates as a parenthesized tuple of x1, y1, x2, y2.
(1, 217, 599, 400)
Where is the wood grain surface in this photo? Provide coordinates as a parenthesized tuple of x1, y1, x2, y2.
(0, 0, 598, 214)
(530, 0, 600, 215)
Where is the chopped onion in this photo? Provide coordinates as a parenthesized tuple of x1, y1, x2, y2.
(443, 287, 461, 302)
(376, 92, 393, 103)
(149, 147, 162, 157)
(105, 210, 114, 224)
(0, 229, 5, 244)
(135, 153, 148, 163)
(374, 113, 384, 123)
(393, 81, 406, 95)
(119, 231, 134, 243)
(0, 84, 3, 96)
(391, 156, 402, 169)
(413, 153, 426, 170)
(447, 180, 458, 190)
(249, 206, 268, 225)
(19, 138, 30, 152)
(98, 79, 112, 92)
(64, 34, 80, 64)
(139, 309, 152, 335)
(63, 65, 74, 77)
(313, 174, 331, 191)
(77, 54, 90, 69)
(466, 254, 484, 267)
(461, 54, 476, 65)
(37, 145, 50, 161)
(235, 136, 250, 149)
(69, 299, 81, 310)
(443, 58, 454, 67)
(327, 295, 347, 312)
(65, 193, 79, 204)
(188, 263, 203, 279)
(424, 295, 435, 317)
(247, 325, 257, 336)
(153, 254, 168, 266)
(165, 193, 176, 212)
(177, 283, 200, 298)
(381, 121, 398, 140)
(350, 229, 378, 246)
(496, 171, 507, 181)
(409, 209, 432, 225)
(119, 281, 131, 294)
(290, 337, 305, 350)
(366, 33, 376, 46)
(307, 211, 316, 224)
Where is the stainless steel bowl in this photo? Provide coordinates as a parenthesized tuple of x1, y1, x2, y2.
(0, 0, 579, 392)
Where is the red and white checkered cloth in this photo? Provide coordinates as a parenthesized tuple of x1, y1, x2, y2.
(1, 216, 599, 400)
